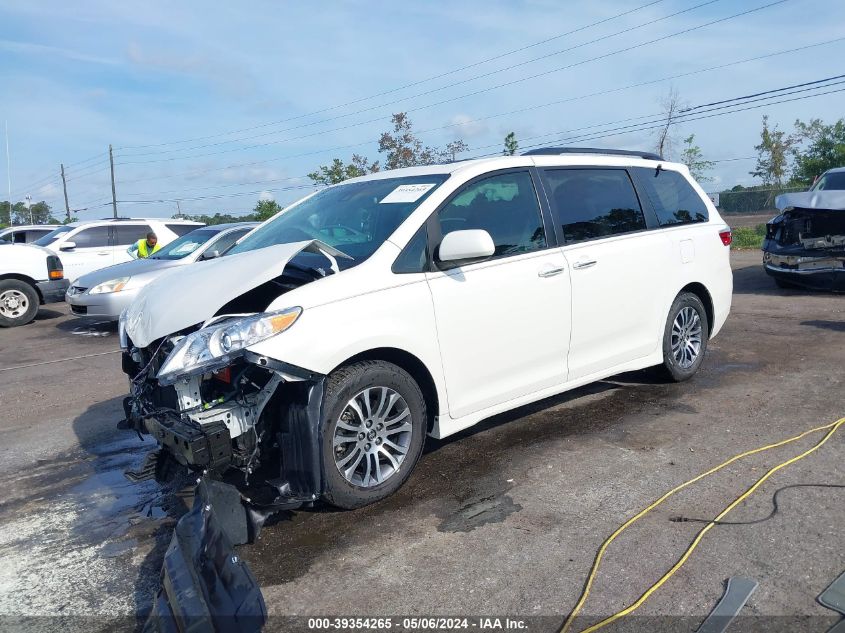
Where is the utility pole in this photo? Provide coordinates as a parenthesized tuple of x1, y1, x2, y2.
(4, 121, 11, 226)
(61, 163, 71, 222)
(175, 200, 182, 218)
(109, 143, 117, 219)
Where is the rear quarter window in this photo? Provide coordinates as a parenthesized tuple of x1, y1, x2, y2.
(543, 168, 646, 244)
(166, 223, 202, 237)
(634, 167, 709, 226)
(115, 224, 154, 246)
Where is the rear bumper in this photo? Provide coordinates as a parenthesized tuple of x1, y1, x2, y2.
(36, 279, 69, 304)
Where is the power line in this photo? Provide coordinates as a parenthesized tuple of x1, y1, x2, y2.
(124, 77, 838, 200)
(118, 183, 317, 204)
(116, 0, 777, 164)
(681, 73, 845, 112)
(107, 34, 842, 187)
(492, 77, 845, 152)
(115, 85, 843, 208)
(114, 0, 670, 152)
(512, 86, 845, 153)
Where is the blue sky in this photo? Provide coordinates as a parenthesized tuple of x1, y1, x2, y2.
(1, 0, 844, 219)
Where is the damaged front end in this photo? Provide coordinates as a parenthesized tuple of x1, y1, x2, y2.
(762, 196, 845, 291)
(120, 316, 327, 512)
(120, 246, 341, 631)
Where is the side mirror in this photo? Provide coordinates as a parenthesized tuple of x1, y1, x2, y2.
(200, 249, 221, 261)
(436, 229, 495, 266)
(59, 241, 77, 251)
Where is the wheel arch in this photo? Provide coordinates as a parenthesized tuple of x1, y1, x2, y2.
(678, 281, 714, 337)
(333, 347, 441, 433)
(0, 273, 43, 302)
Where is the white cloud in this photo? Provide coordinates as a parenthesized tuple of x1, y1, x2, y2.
(258, 190, 274, 202)
(0, 39, 120, 66)
(449, 114, 488, 139)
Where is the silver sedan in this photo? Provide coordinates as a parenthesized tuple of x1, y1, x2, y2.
(65, 222, 256, 320)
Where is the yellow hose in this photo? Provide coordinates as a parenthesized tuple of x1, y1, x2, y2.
(561, 416, 845, 633)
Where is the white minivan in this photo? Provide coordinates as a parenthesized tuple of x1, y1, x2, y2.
(34, 218, 203, 281)
(120, 149, 733, 510)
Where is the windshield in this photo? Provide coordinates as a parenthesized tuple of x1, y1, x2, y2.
(228, 174, 449, 262)
(33, 225, 73, 246)
(811, 171, 845, 191)
(150, 228, 221, 260)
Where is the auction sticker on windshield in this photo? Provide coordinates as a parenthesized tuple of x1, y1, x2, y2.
(379, 183, 437, 203)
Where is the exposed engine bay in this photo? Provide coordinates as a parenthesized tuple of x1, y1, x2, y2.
(119, 243, 347, 509)
(763, 204, 845, 291)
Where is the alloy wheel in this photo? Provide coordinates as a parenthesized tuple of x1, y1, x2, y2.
(332, 386, 413, 487)
(670, 306, 703, 369)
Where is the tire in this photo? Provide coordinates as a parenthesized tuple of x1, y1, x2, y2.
(660, 292, 709, 382)
(321, 360, 427, 509)
(0, 279, 39, 328)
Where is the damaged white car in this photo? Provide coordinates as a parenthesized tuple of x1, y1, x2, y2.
(763, 167, 845, 291)
(120, 149, 733, 510)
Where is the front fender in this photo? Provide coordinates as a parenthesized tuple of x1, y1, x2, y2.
(247, 276, 449, 417)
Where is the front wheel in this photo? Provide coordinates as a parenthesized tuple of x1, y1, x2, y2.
(0, 280, 39, 327)
(321, 360, 427, 509)
(660, 292, 709, 382)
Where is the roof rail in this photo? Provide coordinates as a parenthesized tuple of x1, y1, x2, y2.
(98, 217, 136, 221)
(522, 147, 663, 161)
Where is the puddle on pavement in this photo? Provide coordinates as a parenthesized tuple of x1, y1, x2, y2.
(437, 492, 523, 533)
(0, 435, 183, 616)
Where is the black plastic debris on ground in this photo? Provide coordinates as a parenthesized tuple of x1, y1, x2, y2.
(144, 477, 266, 633)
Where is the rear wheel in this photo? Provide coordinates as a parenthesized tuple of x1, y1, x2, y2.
(0, 280, 39, 327)
(321, 360, 427, 509)
(660, 292, 709, 382)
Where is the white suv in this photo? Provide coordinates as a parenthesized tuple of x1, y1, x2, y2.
(34, 218, 203, 281)
(120, 149, 732, 510)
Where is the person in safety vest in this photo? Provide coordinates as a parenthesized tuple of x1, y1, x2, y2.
(129, 232, 161, 259)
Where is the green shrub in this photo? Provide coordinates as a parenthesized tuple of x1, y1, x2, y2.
(732, 224, 767, 249)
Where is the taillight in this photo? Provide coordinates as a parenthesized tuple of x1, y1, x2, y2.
(47, 255, 64, 279)
(718, 229, 732, 246)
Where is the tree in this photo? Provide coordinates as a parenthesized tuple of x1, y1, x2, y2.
(679, 134, 714, 182)
(307, 154, 379, 186)
(791, 117, 845, 186)
(377, 112, 468, 169)
(253, 199, 283, 221)
(654, 87, 684, 159)
(503, 132, 519, 156)
(750, 115, 796, 188)
(1, 200, 58, 225)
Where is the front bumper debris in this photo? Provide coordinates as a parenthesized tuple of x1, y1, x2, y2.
(143, 409, 233, 471)
(144, 477, 266, 633)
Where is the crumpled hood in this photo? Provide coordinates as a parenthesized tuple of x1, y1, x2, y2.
(776, 191, 845, 212)
(124, 240, 346, 348)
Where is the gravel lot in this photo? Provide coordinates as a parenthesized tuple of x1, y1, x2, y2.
(0, 250, 842, 632)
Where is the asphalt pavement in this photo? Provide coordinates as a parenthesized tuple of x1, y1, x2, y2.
(0, 250, 842, 632)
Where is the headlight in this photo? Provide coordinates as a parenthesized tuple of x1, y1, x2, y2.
(156, 307, 302, 385)
(90, 277, 131, 294)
